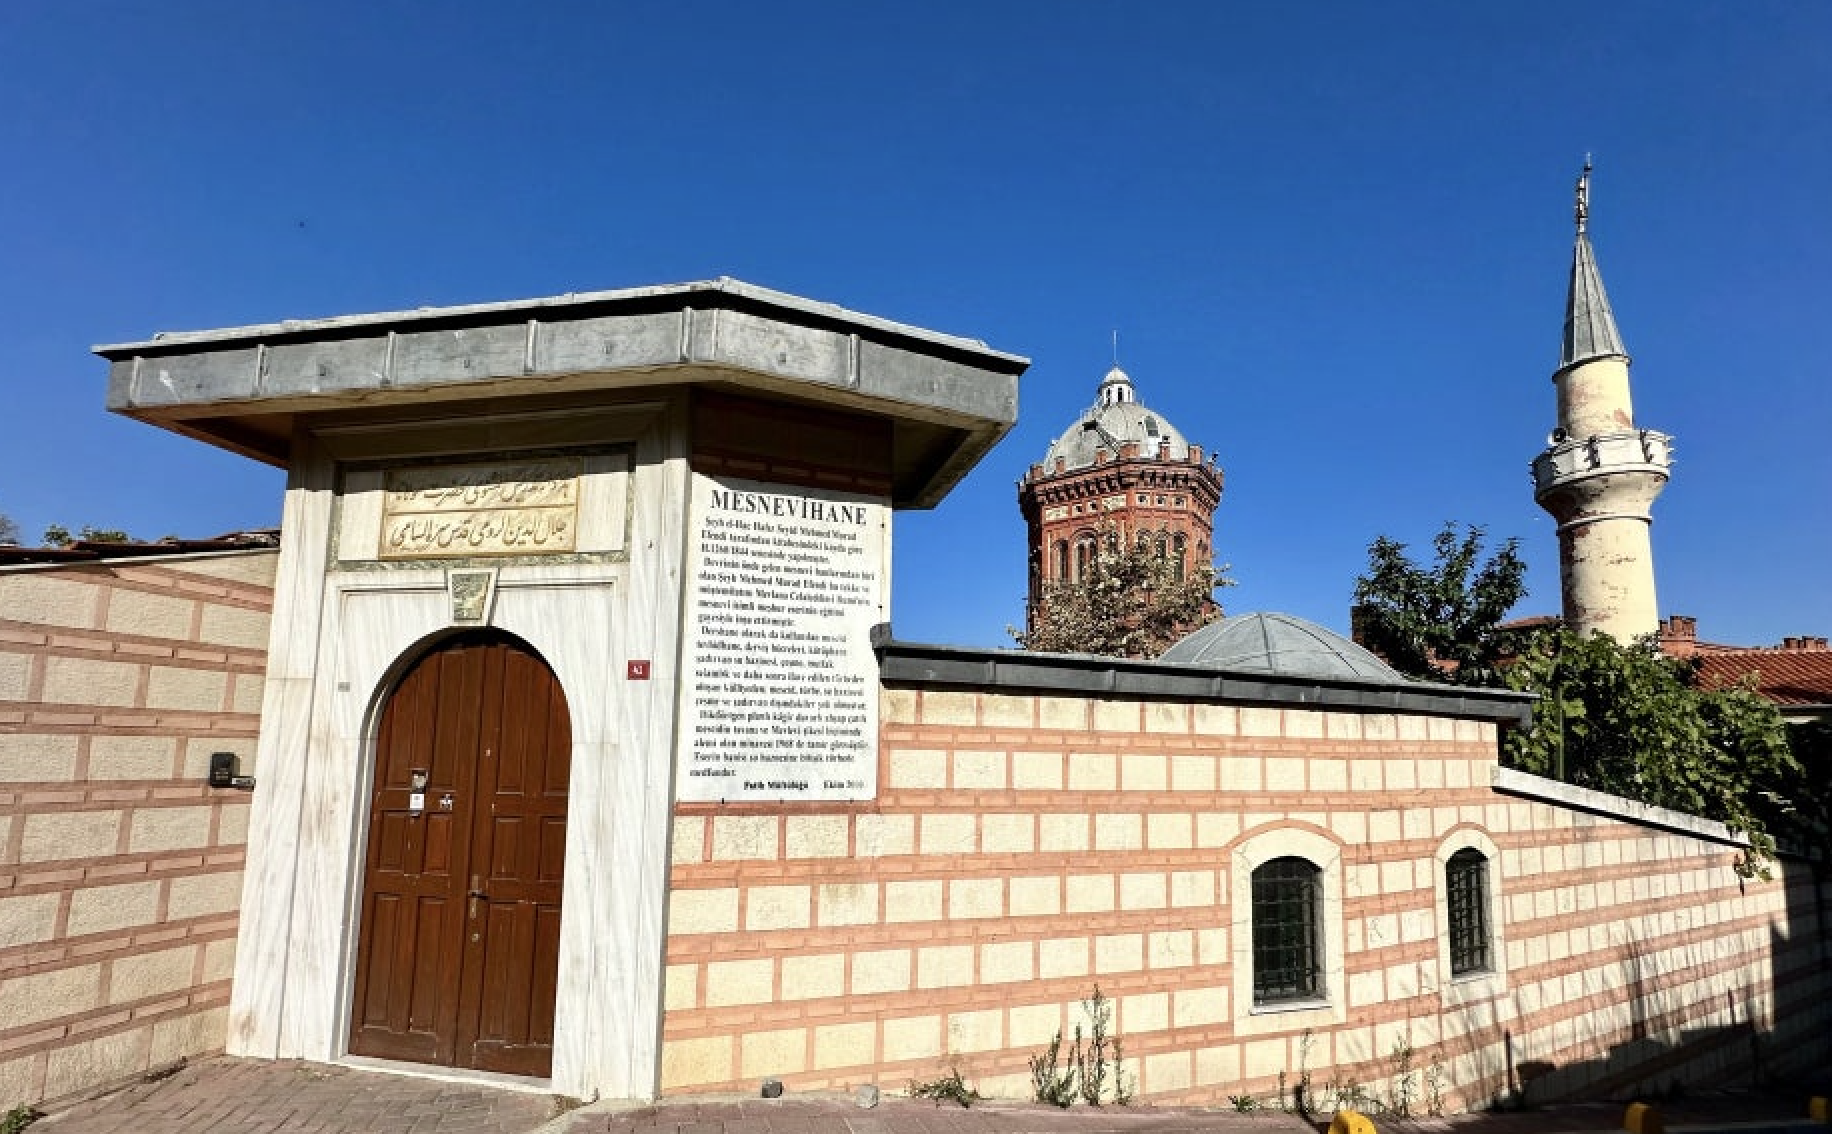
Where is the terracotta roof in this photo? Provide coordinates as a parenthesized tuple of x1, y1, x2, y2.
(1693, 649, 1832, 707)
(0, 529, 278, 566)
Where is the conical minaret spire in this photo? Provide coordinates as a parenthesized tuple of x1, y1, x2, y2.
(1560, 159, 1628, 371)
(1532, 160, 1673, 642)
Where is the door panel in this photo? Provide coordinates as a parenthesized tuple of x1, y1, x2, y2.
(350, 630, 570, 1076)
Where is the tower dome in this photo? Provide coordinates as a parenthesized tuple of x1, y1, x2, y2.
(1040, 366, 1196, 470)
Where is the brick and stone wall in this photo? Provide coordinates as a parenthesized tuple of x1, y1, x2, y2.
(0, 551, 276, 1107)
(659, 683, 1830, 1108)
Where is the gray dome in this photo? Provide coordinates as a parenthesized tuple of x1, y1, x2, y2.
(1161, 612, 1402, 681)
(1041, 366, 1194, 470)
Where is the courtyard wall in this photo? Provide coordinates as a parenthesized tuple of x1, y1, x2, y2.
(659, 648, 1830, 1108)
(0, 551, 275, 1105)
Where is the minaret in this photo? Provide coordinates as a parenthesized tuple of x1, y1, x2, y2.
(1532, 161, 1673, 641)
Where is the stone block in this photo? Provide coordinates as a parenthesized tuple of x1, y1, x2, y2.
(216, 801, 251, 847)
(949, 878, 1003, 920)
(89, 735, 179, 780)
(1193, 704, 1237, 735)
(979, 940, 1032, 984)
(1145, 1050, 1191, 1092)
(41, 656, 139, 708)
(1174, 985, 1228, 1028)
(981, 813, 1034, 853)
(881, 688, 918, 724)
(663, 964, 698, 1010)
(1195, 1043, 1241, 1087)
(813, 1021, 876, 1069)
(783, 815, 851, 859)
(661, 1036, 733, 1090)
(881, 1015, 941, 1062)
(1170, 869, 1215, 908)
(1284, 710, 1323, 738)
(1240, 707, 1282, 737)
(952, 750, 1006, 789)
(947, 1009, 1004, 1053)
(1094, 933, 1142, 973)
(0, 733, 79, 783)
(128, 806, 213, 854)
(851, 949, 911, 995)
(201, 938, 237, 984)
(1093, 812, 1142, 851)
(855, 813, 914, 856)
(1119, 872, 1167, 910)
(980, 694, 1033, 728)
(920, 813, 976, 854)
(889, 748, 948, 789)
(1242, 1037, 1287, 1079)
(704, 958, 775, 1007)
(1011, 750, 1063, 790)
(1219, 757, 1262, 791)
(1092, 699, 1140, 733)
(711, 815, 779, 860)
(105, 592, 195, 640)
(1067, 751, 1116, 791)
(1265, 758, 1305, 792)
(0, 651, 31, 702)
(1170, 754, 1216, 792)
(1123, 990, 1169, 1034)
(0, 892, 61, 949)
(885, 879, 943, 923)
(1065, 874, 1114, 914)
(23, 809, 121, 862)
(741, 1027, 807, 1078)
(1121, 751, 1168, 790)
(920, 691, 977, 726)
(667, 889, 739, 936)
(1384, 759, 1418, 791)
(0, 1054, 36, 1112)
(1148, 812, 1193, 850)
(1038, 937, 1090, 980)
(1148, 929, 1194, 969)
(109, 945, 197, 1004)
(1008, 875, 1060, 917)
(0, 963, 102, 1029)
(917, 944, 975, 988)
(197, 604, 270, 649)
(1195, 812, 1240, 848)
(670, 816, 705, 864)
(1310, 759, 1349, 792)
(1039, 813, 1089, 852)
(1, 574, 99, 629)
(1144, 702, 1188, 734)
(148, 1006, 227, 1067)
(43, 1028, 148, 1101)
(167, 870, 244, 921)
(745, 885, 812, 931)
(1037, 697, 1087, 730)
(817, 882, 879, 926)
(1349, 969, 1385, 1008)
(780, 953, 845, 1001)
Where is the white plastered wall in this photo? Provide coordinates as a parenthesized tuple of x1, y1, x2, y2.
(228, 398, 687, 1101)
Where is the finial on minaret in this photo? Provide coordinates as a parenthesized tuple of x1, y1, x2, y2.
(1575, 154, 1593, 234)
(1111, 329, 1119, 367)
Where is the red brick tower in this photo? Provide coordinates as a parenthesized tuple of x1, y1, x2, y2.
(1019, 364, 1223, 632)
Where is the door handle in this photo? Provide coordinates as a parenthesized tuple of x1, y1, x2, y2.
(467, 875, 488, 920)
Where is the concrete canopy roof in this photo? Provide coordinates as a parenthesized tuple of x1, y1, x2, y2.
(98, 278, 1029, 509)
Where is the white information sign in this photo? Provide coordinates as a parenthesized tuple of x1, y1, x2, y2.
(676, 476, 889, 802)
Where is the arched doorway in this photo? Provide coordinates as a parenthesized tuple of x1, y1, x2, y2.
(348, 628, 571, 1077)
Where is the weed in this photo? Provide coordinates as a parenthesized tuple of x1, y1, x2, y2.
(1386, 1033, 1418, 1118)
(1029, 1027, 1077, 1107)
(1425, 1051, 1447, 1117)
(1028, 985, 1130, 1108)
(0, 1105, 43, 1134)
(1228, 1094, 1261, 1112)
(1324, 1075, 1374, 1115)
(909, 1063, 981, 1108)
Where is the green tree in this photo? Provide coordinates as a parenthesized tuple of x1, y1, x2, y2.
(1351, 523, 1528, 686)
(42, 524, 133, 547)
(1014, 520, 1231, 659)
(0, 511, 19, 545)
(1502, 628, 1799, 877)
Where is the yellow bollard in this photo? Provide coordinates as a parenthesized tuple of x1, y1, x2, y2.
(1808, 1097, 1827, 1124)
(1623, 1102, 1664, 1134)
(1331, 1110, 1377, 1134)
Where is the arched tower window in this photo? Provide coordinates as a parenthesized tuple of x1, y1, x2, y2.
(1446, 848, 1492, 975)
(1052, 540, 1069, 582)
(1251, 857, 1323, 1003)
(1173, 533, 1187, 581)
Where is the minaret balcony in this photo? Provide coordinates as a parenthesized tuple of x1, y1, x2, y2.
(1532, 429, 1672, 498)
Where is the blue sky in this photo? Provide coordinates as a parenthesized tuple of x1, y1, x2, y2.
(2, 2, 1827, 649)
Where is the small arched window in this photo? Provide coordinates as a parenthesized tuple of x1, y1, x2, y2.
(1073, 538, 1092, 582)
(1251, 857, 1323, 1003)
(1446, 848, 1492, 975)
(1172, 533, 1188, 581)
(1052, 540, 1069, 582)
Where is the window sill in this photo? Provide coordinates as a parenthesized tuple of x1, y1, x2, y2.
(1250, 997, 1332, 1016)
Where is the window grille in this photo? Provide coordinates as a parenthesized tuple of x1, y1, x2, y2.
(1252, 857, 1322, 1003)
(1447, 848, 1491, 975)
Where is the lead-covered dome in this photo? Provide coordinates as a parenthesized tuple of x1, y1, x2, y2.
(1160, 612, 1402, 681)
(1040, 365, 1195, 471)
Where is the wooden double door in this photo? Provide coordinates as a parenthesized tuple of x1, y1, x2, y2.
(349, 629, 571, 1076)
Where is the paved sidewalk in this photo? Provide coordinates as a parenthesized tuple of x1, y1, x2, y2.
(31, 1056, 560, 1134)
(562, 1099, 1312, 1134)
